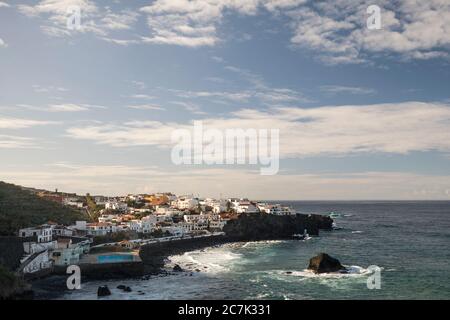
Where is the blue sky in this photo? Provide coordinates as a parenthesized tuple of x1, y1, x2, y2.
(0, 0, 449, 199)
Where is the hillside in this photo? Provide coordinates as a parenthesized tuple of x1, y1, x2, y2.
(0, 181, 88, 236)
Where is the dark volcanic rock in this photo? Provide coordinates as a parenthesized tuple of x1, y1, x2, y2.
(123, 286, 132, 292)
(97, 285, 111, 297)
(307, 253, 346, 274)
(139, 213, 333, 268)
(223, 213, 333, 241)
(117, 285, 126, 290)
(173, 264, 183, 272)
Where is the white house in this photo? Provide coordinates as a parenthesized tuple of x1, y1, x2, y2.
(64, 199, 84, 208)
(71, 220, 87, 231)
(155, 207, 183, 216)
(52, 225, 74, 237)
(236, 200, 259, 214)
(183, 214, 206, 223)
(160, 226, 184, 237)
(85, 222, 116, 236)
(98, 214, 119, 223)
(19, 225, 53, 243)
(93, 196, 108, 205)
(180, 220, 208, 233)
(228, 198, 241, 210)
(105, 200, 128, 211)
(174, 196, 199, 210)
(259, 204, 295, 215)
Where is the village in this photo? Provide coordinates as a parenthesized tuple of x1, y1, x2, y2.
(17, 190, 297, 275)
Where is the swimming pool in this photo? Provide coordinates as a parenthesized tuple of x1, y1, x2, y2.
(97, 254, 136, 263)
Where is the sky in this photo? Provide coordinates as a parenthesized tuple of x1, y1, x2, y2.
(0, 0, 449, 200)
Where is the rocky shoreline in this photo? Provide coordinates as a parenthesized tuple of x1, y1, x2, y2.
(30, 213, 333, 299)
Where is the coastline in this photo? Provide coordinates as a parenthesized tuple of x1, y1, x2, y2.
(30, 213, 334, 299)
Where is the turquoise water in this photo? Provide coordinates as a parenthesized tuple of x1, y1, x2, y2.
(65, 201, 450, 300)
(97, 254, 135, 263)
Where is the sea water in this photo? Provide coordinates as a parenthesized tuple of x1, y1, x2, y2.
(63, 201, 450, 300)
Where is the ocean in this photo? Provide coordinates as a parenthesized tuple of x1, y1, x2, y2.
(62, 201, 450, 300)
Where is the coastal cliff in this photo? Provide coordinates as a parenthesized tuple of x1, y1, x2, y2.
(140, 213, 333, 268)
(223, 213, 333, 241)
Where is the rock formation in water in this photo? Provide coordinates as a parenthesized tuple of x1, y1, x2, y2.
(97, 285, 111, 297)
(173, 264, 183, 272)
(307, 253, 346, 274)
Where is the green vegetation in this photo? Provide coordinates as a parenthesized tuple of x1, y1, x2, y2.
(0, 181, 89, 236)
(0, 265, 29, 300)
(92, 231, 134, 246)
(85, 194, 103, 220)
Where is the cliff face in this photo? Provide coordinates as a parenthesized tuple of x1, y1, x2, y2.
(140, 213, 333, 268)
(223, 213, 333, 241)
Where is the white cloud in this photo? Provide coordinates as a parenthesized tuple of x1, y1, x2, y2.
(129, 94, 155, 100)
(65, 101, 450, 157)
(66, 121, 175, 147)
(47, 104, 89, 112)
(288, 0, 450, 64)
(18, 0, 139, 41)
(170, 89, 253, 103)
(100, 10, 138, 30)
(0, 135, 36, 149)
(223, 64, 311, 104)
(15, 0, 450, 63)
(0, 1, 10, 8)
(129, 80, 146, 90)
(127, 104, 165, 111)
(171, 101, 205, 115)
(166, 65, 310, 105)
(139, 0, 263, 47)
(0, 116, 56, 129)
(0, 38, 7, 48)
(32, 84, 69, 93)
(320, 85, 376, 95)
(15, 103, 105, 112)
(264, 0, 306, 12)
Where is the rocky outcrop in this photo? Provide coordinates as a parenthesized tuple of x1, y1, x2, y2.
(307, 253, 346, 274)
(97, 285, 111, 297)
(223, 213, 333, 241)
(173, 264, 183, 272)
(140, 213, 333, 270)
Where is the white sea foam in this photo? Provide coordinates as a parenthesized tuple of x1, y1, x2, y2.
(241, 240, 285, 248)
(270, 265, 376, 280)
(351, 230, 363, 234)
(167, 246, 242, 274)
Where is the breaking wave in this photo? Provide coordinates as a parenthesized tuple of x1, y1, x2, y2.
(166, 245, 242, 274)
